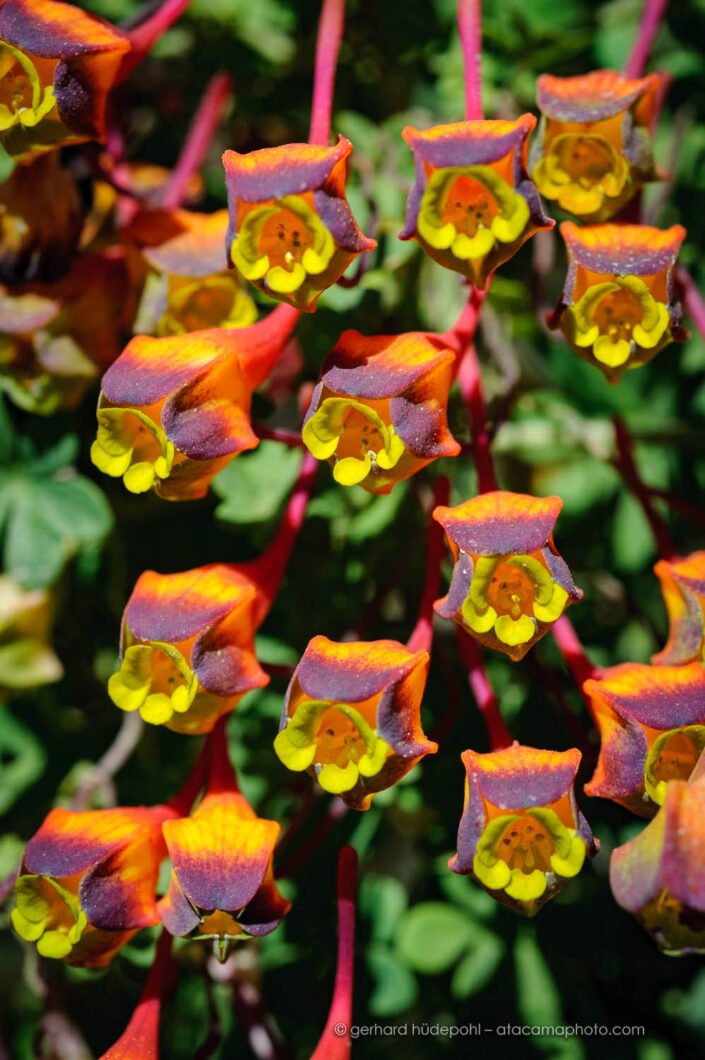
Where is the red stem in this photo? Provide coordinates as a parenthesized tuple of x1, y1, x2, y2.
(613, 417, 676, 560)
(406, 477, 450, 654)
(253, 424, 305, 448)
(625, 0, 669, 78)
(119, 0, 193, 81)
(205, 715, 239, 796)
(647, 488, 705, 530)
(679, 265, 705, 343)
(457, 0, 483, 120)
(440, 286, 486, 360)
(551, 615, 599, 717)
(458, 343, 497, 493)
(456, 632, 512, 750)
(236, 451, 318, 623)
(161, 73, 233, 210)
(100, 930, 174, 1059)
(309, 0, 346, 145)
(311, 846, 358, 1060)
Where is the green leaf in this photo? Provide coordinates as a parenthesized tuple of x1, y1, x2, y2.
(612, 491, 656, 574)
(212, 441, 302, 525)
(396, 902, 475, 974)
(359, 875, 409, 944)
(0, 638, 62, 691)
(514, 927, 562, 1027)
(367, 945, 418, 1016)
(0, 711, 46, 814)
(451, 932, 504, 999)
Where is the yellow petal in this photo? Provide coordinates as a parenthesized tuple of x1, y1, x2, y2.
(451, 227, 495, 261)
(549, 835, 586, 879)
(533, 583, 569, 624)
(334, 455, 372, 486)
(473, 854, 512, 891)
(123, 461, 157, 494)
(318, 760, 359, 794)
(593, 335, 631, 368)
(266, 263, 306, 294)
(494, 613, 535, 647)
(274, 728, 317, 772)
(461, 597, 498, 634)
(505, 869, 547, 901)
(139, 693, 174, 725)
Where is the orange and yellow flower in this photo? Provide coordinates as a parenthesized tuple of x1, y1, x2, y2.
(434, 491, 581, 661)
(223, 136, 376, 311)
(583, 662, 705, 816)
(451, 744, 597, 916)
(90, 303, 298, 499)
(274, 636, 436, 810)
(302, 330, 460, 494)
(108, 564, 268, 735)
(0, 0, 130, 163)
(11, 804, 172, 967)
(158, 791, 290, 956)
(653, 552, 705, 665)
(532, 69, 665, 222)
(400, 116, 552, 289)
(550, 222, 686, 382)
(610, 767, 705, 955)
(125, 208, 257, 337)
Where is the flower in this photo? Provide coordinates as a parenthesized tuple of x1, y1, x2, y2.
(90, 303, 298, 499)
(451, 744, 596, 915)
(126, 208, 257, 337)
(610, 769, 705, 955)
(653, 552, 705, 665)
(0, 574, 62, 697)
(274, 636, 436, 810)
(11, 804, 172, 966)
(0, 0, 130, 163)
(583, 662, 705, 816)
(400, 116, 553, 288)
(302, 330, 460, 494)
(158, 790, 290, 957)
(531, 69, 665, 221)
(223, 136, 376, 311)
(550, 221, 686, 382)
(0, 250, 130, 414)
(434, 491, 581, 661)
(108, 564, 268, 735)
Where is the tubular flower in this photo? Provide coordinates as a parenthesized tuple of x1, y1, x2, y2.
(610, 770, 705, 956)
(434, 492, 582, 661)
(158, 791, 290, 957)
(0, 251, 130, 415)
(550, 222, 686, 382)
(274, 636, 436, 810)
(400, 116, 553, 289)
(0, 0, 130, 163)
(531, 69, 665, 222)
(583, 662, 705, 816)
(223, 136, 376, 311)
(90, 303, 298, 500)
(108, 564, 268, 735)
(0, 574, 62, 697)
(11, 804, 173, 967)
(126, 208, 257, 337)
(302, 330, 460, 494)
(451, 744, 597, 916)
(653, 552, 705, 665)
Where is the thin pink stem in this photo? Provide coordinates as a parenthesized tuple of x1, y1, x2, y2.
(205, 715, 239, 795)
(309, 0, 346, 145)
(458, 343, 497, 493)
(440, 287, 486, 360)
(647, 488, 705, 530)
(456, 632, 512, 750)
(407, 477, 450, 655)
(100, 930, 174, 1059)
(119, 0, 193, 82)
(613, 417, 676, 560)
(161, 73, 233, 210)
(236, 451, 318, 623)
(311, 846, 358, 1060)
(679, 265, 705, 343)
(253, 424, 305, 448)
(625, 0, 669, 78)
(457, 0, 483, 120)
(552, 615, 599, 718)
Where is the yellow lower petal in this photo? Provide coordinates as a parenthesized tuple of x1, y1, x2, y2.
(494, 613, 535, 646)
(505, 868, 547, 902)
(462, 597, 498, 634)
(139, 693, 175, 725)
(274, 728, 318, 771)
(266, 263, 306, 294)
(533, 584, 569, 624)
(473, 855, 511, 891)
(451, 227, 495, 261)
(123, 461, 157, 494)
(334, 455, 372, 486)
(318, 760, 359, 794)
(593, 335, 632, 368)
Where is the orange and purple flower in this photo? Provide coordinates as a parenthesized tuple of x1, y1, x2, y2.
(274, 636, 436, 810)
(158, 791, 290, 956)
(107, 564, 268, 735)
(400, 116, 553, 289)
(223, 136, 376, 311)
(611, 768, 705, 955)
(0, 0, 130, 162)
(653, 552, 705, 665)
(451, 744, 597, 916)
(531, 69, 665, 222)
(583, 661, 705, 816)
(302, 330, 460, 494)
(549, 221, 686, 382)
(11, 804, 172, 967)
(434, 491, 581, 661)
(90, 303, 298, 499)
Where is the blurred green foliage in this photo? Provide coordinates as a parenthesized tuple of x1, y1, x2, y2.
(2, 0, 705, 1058)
